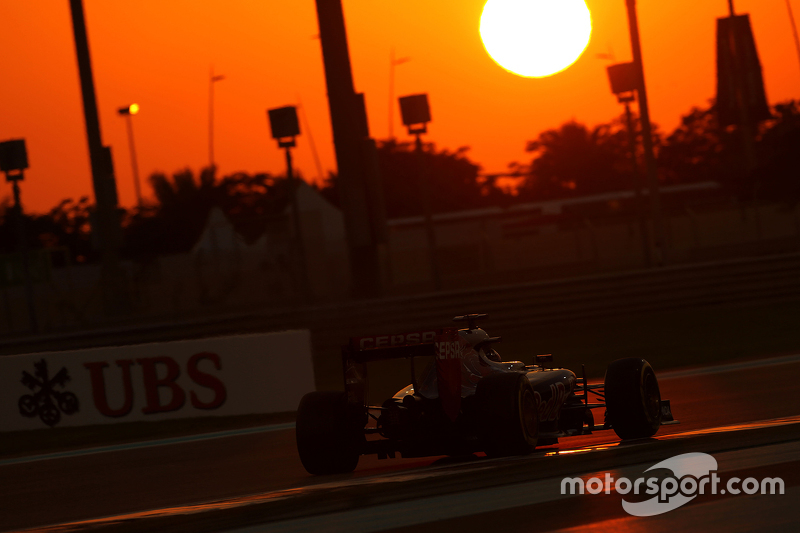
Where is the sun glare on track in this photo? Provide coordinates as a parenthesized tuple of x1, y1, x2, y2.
(480, 0, 592, 78)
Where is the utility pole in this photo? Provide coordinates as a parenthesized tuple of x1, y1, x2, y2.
(414, 133, 441, 290)
(267, 106, 311, 302)
(68, 0, 128, 314)
(0, 139, 38, 332)
(9, 174, 37, 332)
(209, 68, 225, 171)
(621, 96, 652, 267)
(388, 48, 410, 140)
(624, 0, 666, 265)
(399, 93, 441, 291)
(607, 62, 652, 267)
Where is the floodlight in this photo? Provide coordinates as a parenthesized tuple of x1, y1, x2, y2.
(0, 139, 29, 174)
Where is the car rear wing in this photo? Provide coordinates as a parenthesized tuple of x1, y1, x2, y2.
(342, 329, 444, 406)
(348, 330, 438, 352)
(344, 342, 437, 364)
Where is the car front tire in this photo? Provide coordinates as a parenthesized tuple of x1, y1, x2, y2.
(604, 358, 662, 439)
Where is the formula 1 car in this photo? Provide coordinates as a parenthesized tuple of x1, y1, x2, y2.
(296, 314, 676, 475)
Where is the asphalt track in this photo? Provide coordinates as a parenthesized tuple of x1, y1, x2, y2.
(2, 355, 800, 532)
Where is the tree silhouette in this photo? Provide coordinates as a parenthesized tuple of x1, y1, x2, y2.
(0, 197, 94, 264)
(36, 197, 94, 263)
(214, 171, 293, 243)
(749, 100, 800, 206)
(515, 119, 645, 202)
(319, 140, 508, 219)
(7, 100, 800, 267)
(123, 167, 294, 258)
(123, 167, 217, 256)
(657, 101, 739, 189)
(659, 99, 800, 205)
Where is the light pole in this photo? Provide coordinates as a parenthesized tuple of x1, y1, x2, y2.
(118, 103, 142, 207)
(69, 0, 129, 315)
(268, 105, 310, 301)
(624, 0, 666, 265)
(315, 0, 387, 299)
(399, 93, 441, 291)
(209, 68, 225, 171)
(607, 62, 652, 267)
(388, 48, 410, 140)
(0, 139, 38, 332)
(295, 97, 326, 182)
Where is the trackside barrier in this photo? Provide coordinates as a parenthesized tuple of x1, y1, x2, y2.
(301, 252, 800, 382)
(0, 330, 313, 431)
(2, 252, 800, 391)
(309, 251, 800, 343)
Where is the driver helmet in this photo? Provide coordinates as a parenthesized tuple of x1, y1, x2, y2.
(458, 328, 502, 362)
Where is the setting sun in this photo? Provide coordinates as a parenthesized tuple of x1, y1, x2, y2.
(480, 0, 592, 78)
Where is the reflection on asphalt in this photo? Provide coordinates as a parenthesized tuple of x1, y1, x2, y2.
(2, 359, 800, 532)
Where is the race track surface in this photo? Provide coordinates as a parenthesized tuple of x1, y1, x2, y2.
(2, 355, 800, 532)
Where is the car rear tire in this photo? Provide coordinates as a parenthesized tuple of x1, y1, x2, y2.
(476, 372, 538, 457)
(296, 391, 363, 475)
(604, 358, 662, 439)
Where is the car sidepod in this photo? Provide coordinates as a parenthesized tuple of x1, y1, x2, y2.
(526, 369, 576, 433)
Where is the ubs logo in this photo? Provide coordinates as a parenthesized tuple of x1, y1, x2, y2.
(19, 359, 79, 427)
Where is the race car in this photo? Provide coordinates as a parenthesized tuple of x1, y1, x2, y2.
(296, 314, 676, 475)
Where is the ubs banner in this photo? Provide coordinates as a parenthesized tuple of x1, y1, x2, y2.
(0, 330, 314, 431)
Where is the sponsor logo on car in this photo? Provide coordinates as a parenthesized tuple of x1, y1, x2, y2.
(436, 338, 470, 360)
(353, 331, 437, 350)
(534, 381, 568, 422)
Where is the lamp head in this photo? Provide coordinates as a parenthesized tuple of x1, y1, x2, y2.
(606, 62, 638, 96)
(0, 139, 29, 181)
(267, 106, 300, 148)
(399, 93, 431, 135)
(118, 103, 140, 116)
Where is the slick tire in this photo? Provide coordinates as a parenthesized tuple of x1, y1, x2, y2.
(296, 392, 363, 475)
(476, 372, 538, 457)
(604, 358, 662, 440)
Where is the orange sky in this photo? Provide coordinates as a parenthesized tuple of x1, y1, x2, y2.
(1, 1, 799, 213)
